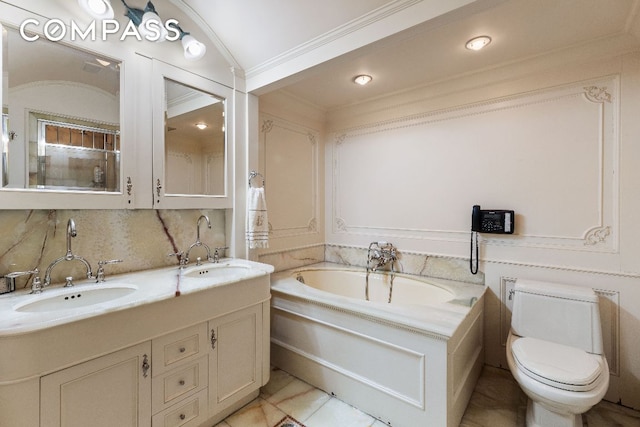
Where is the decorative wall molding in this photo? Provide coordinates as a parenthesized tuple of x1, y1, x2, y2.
(584, 86, 613, 103)
(584, 225, 611, 246)
(261, 119, 274, 133)
(261, 114, 320, 239)
(329, 77, 620, 254)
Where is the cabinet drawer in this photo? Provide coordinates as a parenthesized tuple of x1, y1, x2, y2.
(153, 323, 208, 376)
(151, 389, 208, 427)
(153, 356, 208, 413)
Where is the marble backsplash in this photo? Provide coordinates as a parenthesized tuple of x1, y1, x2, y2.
(259, 243, 485, 285)
(257, 244, 325, 273)
(0, 209, 225, 290)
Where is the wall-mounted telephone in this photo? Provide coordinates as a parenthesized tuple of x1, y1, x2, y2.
(471, 205, 515, 234)
(470, 205, 515, 275)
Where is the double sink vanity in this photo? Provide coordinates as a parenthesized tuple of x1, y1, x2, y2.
(0, 258, 274, 427)
(0, 1, 271, 425)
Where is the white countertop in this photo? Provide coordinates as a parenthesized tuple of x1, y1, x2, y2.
(0, 258, 274, 336)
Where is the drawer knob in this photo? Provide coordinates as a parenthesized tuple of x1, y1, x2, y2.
(179, 414, 186, 420)
(179, 379, 185, 386)
(179, 347, 186, 353)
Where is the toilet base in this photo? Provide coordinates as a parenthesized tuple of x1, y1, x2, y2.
(526, 400, 583, 427)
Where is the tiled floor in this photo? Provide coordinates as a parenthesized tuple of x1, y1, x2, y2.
(215, 365, 640, 427)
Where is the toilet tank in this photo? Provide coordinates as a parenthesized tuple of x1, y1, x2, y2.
(511, 279, 603, 354)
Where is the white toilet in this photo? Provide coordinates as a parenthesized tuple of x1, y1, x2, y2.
(506, 279, 609, 427)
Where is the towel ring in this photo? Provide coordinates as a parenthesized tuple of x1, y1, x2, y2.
(249, 171, 265, 188)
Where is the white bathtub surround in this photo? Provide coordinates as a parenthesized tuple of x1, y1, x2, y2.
(270, 263, 485, 427)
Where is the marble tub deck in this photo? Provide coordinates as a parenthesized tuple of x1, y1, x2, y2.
(215, 365, 640, 427)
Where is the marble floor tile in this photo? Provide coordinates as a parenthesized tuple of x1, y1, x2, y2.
(584, 399, 640, 427)
(459, 366, 527, 427)
(304, 397, 377, 427)
(265, 377, 332, 422)
(219, 365, 640, 427)
(222, 398, 287, 427)
(260, 367, 296, 399)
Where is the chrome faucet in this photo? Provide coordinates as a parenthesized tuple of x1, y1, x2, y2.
(365, 241, 398, 303)
(43, 218, 94, 288)
(367, 241, 397, 272)
(184, 215, 214, 266)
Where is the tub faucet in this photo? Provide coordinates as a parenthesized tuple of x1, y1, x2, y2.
(43, 218, 94, 288)
(367, 241, 397, 272)
(365, 241, 398, 303)
(184, 215, 214, 266)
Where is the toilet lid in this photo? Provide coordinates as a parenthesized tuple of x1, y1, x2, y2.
(512, 337, 603, 392)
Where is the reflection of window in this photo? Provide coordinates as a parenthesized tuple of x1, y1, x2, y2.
(41, 120, 120, 152)
(35, 119, 120, 191)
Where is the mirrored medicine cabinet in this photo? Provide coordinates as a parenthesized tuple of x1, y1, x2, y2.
(0, 23, 124, 206)
(0, 15, 233, 210)
(152, 61, 232, 210)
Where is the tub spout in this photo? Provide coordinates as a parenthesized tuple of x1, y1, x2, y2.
(366, 241, 398, 302)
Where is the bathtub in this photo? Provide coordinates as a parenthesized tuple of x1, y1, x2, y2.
(270, 263, 485, 427)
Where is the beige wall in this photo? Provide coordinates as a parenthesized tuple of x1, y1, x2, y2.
(259, 49, 640, 409)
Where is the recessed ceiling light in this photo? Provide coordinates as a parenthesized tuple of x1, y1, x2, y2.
(195, 123, 208, 130)
(353, 74, 373, 86)
(78, 0, 114, 20)
(465, 36, 492, 51)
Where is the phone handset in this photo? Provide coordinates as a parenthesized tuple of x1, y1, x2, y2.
(470, 205, 481, 275)
(472, 205, 481, 232)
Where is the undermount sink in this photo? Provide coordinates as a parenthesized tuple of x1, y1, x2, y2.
(13, 284, 138, 313)
(183, 263, 251, 280)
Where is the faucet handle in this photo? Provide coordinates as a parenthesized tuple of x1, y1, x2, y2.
(168, 251, 186, 266)
(30, 276, 43, 294)
(96, 259, 123, 283)
(213, 247, 229, 263)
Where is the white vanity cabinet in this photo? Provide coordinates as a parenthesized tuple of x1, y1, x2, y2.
(209, 304, 264, 415)
(151, 323, 209, 427)
(40, 342, 152, 427)
(0, 266, 273, 427)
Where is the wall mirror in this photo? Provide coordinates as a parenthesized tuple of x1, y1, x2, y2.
(163, 79, 226, 196)
(0, 24, 121, 193)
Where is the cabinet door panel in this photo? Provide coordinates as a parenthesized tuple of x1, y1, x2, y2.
(41, 342, 151, 427)
(209, 304, 262, 413)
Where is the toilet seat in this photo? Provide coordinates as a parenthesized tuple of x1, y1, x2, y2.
(511, 336, 603, 392)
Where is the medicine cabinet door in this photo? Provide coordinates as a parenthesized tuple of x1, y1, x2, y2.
(0, 14, 135, 209)
(152, 61, 233, 209)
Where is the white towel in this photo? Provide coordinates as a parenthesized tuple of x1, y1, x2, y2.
(246, 187, 269, 249)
